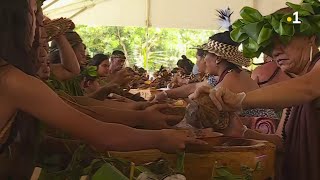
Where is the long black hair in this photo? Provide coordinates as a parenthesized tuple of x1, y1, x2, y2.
(0, 0, 40, 177)
(90, 53, 110, 67)
(0, 0, 35, 75)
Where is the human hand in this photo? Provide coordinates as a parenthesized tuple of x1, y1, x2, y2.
(190, 86, 246, 112)
(44, 18, 75, 41)
(109, 69, 133, 86)
(101, 83, 122, 95)
(220, 113, 247, 138)
(128, 101, 154, 110)
(156, 129, 207, 153)
(142, 104, 183, 129)
(150, 91, 168, 103)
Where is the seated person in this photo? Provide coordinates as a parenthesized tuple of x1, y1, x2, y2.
(177, 55, 194, 75)
(35, 10, 80, 81)
(251, 54, 291, 87)
(154, 28, 277, 119)
(109, 50, 126, 74)
(168, 48, 211, 89)
(90, 53, 110, 77)
(152, 47, 218, 102)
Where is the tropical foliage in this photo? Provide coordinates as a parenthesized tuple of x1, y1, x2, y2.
(75, 25, 214, 71)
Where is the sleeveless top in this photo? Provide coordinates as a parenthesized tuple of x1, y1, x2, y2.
(216, 66, 278, 119)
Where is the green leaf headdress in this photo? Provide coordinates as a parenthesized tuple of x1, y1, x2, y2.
(230, 0, 320, 58)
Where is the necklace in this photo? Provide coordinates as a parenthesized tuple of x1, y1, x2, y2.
(282, 107, 292, 142)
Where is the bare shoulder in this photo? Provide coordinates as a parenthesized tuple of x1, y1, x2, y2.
(0, 65, 41, 96)
(220, 71, 258, 93)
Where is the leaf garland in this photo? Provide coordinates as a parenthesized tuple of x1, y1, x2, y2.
(230, 0, 320, 58)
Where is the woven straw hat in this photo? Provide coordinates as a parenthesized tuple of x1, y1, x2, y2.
(203, 39, 251, 67)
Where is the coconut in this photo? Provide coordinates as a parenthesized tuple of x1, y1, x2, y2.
(185, 94, 229, 130)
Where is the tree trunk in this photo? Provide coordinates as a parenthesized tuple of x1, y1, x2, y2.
(116, 27, 130, 67)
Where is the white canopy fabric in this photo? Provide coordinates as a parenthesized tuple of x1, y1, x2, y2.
(44, 0, 301, 30)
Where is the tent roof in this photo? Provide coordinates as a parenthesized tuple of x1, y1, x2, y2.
(43, 0, 301, 29)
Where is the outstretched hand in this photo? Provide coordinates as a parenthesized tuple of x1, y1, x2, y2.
(157, 129, 208, 153)
(189, 86, 246, 112)
(143, 104, 184, 129)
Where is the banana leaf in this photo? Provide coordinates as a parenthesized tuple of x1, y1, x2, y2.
(92, 163, 129, 180)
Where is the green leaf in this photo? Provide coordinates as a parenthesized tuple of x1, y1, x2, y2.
(135, 166, 150, 174)
(240, 7, 263, 23)
(301, 3, 315, 14)
(242, 22, 264, 41)
(230, 27, 248, 42)
(270, 15, 281, 33)
(176, 151, 185, 174)
(309, 15, 320, 29)
(242, 39, 262, 58)
(286, 2, 301, 11)
(215, 167, 234, 177)
(92, 163, 129, 180)
(279, 22, 295, 36)
(257, 25, 273, 45)
(299, 17, 313, 35)
(232, 19, 245, 29)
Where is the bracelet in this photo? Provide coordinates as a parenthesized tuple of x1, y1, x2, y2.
(241, 125, 248, 137)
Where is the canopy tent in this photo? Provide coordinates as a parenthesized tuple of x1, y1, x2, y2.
(43, 0, 301, 30)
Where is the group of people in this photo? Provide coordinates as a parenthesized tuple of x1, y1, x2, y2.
(0, 0, 319, 179)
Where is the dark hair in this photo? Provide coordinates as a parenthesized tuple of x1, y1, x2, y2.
(0, 0, 40, 173)
(181, 55, 187, 59)
(274, 7, 294, 14)
(137, 67, 146, 74)
(196, 49, 205, 57)
(0, 0, 35, 75)
(112, 50, 125, 56)
(177, 58, 194, 75)
(209, 31, 239, 47)
(91, 54, 109, 67)
(50, 31, 84, 64)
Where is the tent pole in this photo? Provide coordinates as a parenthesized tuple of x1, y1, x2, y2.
(43, 0, 60, 10)
(145, 0, 151, 70)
